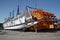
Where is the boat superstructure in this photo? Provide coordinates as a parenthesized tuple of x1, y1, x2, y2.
(3, 6, 38, 30)
(3, 5, 59, 32)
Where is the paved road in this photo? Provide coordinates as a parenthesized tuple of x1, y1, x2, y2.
(0, 30, 60, 40)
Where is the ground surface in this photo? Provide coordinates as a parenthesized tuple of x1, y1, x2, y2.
(0, 30, 60, 40)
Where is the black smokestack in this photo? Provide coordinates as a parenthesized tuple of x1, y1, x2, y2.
(17, 5, 19, 16)
(10, 12, 11, 18)
(12, 10, 14, 18)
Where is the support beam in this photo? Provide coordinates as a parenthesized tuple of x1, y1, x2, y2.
(33, 24, 37, 32)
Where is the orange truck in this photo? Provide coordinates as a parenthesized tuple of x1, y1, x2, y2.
(29, 10, 59, 31)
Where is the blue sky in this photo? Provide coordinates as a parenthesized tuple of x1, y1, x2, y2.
(0, 0, 60, 23)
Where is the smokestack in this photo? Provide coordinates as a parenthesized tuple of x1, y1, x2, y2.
(17, 5, 20, 16)
(12, 10, 14, 18)
(10, 12, 11, 18)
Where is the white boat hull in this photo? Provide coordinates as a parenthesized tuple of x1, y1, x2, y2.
(4, 21, 38, 30)
(4, 24, 26, 29)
